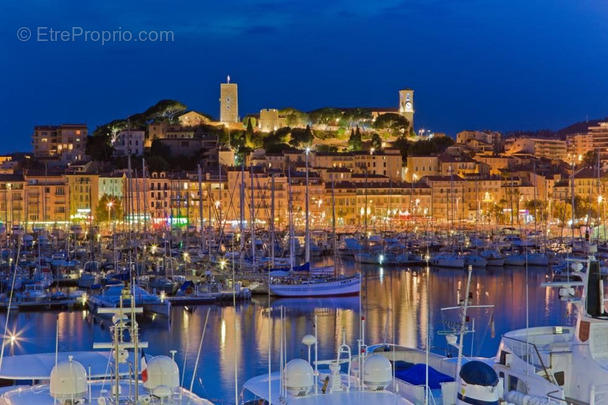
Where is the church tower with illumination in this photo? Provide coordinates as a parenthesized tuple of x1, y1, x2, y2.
(399, 88, 414, 132)
(220, 76, 239, 123)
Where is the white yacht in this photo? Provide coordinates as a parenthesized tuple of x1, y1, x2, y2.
(361, 345, 500, 405)
(0, 302, 211, 404)
(430, 252, 465, 269)
(493, 249, 608, 403)
(241, 331, 412, 405)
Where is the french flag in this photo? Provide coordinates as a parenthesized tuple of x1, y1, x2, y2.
(141, 350, 148, 383)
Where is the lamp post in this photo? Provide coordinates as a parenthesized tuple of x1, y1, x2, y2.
(107, 201, 113, 229)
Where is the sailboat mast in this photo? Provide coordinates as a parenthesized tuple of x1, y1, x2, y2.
(596, 150, 601, 242)
(331, 178, 336, 259)
(305, 148, 311, 264)
(533, 162, 538, 242)
(142, 160, 148, 235)
(127, 155, 133, 277)
(239, 162, 245, 266)
(455, 265, 473, 401)
(198, 164, 204, 253)
(270, 174, 275, 269)
(250, 166, 256, 265)
(288, 170, 294, 271)
(571, 160, 576, 246)
(364, 170, 368, 236)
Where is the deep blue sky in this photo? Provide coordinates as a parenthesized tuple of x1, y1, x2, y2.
(1, 0, 607, 153)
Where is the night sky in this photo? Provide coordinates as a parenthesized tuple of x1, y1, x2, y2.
(1, 0, 607, 153)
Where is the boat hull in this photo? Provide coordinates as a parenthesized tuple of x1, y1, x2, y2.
(269, 275, 361, 297)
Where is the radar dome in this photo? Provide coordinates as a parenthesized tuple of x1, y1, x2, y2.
(363, 355, 392, 390)
(50, 357, 88, 400)
(143, 355, 180, 390)
(283, 359, 314, 397)
(458, 361, 499, 403)
(459, 360, 498, 387)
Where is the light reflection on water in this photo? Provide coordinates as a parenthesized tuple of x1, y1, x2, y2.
(0, 263, 572, 404)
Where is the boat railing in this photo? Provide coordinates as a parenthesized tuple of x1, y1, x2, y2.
(501, 335, 556, 385)
(391, 378, 447, 404)
(546, 389, 590, 405)
(546, 383, 608, 405)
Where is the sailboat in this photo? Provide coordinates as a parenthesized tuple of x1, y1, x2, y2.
(268, 150, 361, 297)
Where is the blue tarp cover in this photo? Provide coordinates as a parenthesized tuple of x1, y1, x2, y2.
(395, 363, 454, 389)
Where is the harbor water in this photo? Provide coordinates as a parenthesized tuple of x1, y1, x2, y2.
(0, 262, 574, 404)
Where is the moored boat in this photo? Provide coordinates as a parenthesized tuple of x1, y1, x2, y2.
(269, 273, 361, 297)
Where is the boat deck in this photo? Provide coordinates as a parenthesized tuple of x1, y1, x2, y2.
(0, 299, 81, 311)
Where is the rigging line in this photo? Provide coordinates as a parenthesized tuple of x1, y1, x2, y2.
(0, 237, 22, 372)
(190, 307, 211, 393)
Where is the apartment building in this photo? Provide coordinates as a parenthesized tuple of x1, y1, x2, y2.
(32, 124, 87, 162)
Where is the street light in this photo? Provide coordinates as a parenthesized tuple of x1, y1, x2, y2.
(107, 201, 113, 223)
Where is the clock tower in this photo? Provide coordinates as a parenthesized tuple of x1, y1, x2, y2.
(220, 75, 239, 124)
(399, 89, 414, 133)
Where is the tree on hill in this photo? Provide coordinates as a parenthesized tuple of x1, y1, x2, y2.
(246, 119, 255, 136)
(148, 138, 172, 157)
(431, 135, 455, 151)
(348, 127, 362, 151)
(408, 140, 438, 156)
(141, 99, 187, 123)
(246, 123, 263, 149)
(86, 132, 114, 161)
(392, 137, 410, 163)
(290, 125, 314, 147)
(373, 113, 409, 135)
(342, 108, 373, 127)
(370, 133, 382, 150)
(582, 150, 599, 167)
(316, 145, 339, 153)
(279, 108, 309, 127)
(558, 117, 608, 137)
(309, 108, 343, 126)
(243, 115, 257, 128)
(263, 127, 291, 151)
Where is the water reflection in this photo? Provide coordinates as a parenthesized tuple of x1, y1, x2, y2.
(0, 264, 572, 403)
